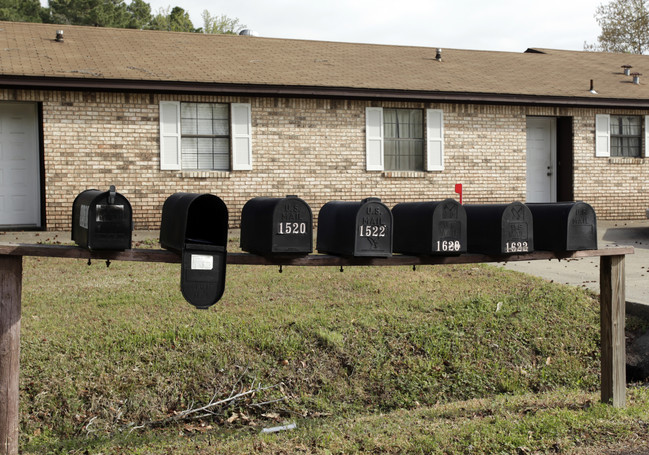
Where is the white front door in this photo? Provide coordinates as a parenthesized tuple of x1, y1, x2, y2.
(0, 102, 41, 227)
(526, 117, 556, 203)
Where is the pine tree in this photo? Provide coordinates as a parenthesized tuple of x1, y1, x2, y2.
(0, 0, 46, 22)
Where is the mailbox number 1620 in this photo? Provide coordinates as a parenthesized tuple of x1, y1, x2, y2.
(359, 225, 386, 237)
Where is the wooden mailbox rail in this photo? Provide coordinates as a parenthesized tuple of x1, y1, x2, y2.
(0, 244, 634, 455)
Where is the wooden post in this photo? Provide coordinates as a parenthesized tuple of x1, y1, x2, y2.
(0, 256, 22, 455)
(600, 255, 626, 408)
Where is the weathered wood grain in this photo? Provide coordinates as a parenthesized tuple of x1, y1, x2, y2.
(0, 243, 635, 265)
(0, 256, 22, 455)
(600, 255, 627, 408)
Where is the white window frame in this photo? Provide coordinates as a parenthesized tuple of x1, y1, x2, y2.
(159, 101, 252, 171)
(365, 107, 444, 171)
(595, 113, 648, 158)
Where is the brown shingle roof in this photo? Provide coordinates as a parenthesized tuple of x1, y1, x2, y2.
(2, 21, 649, 106)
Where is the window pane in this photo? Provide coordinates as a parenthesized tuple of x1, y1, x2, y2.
(610, 115, 642, 157)
(197, 137, 213, 153)
(197, 103, 212, 119)
(181, 103, 197, 119)
(180, 102, 231, 170)
(411, 111, 423, 138)
(197, 119, 213, 135)
(383, 108, 424, 171)
(622, 116, 641, 135)
(197, 153, 214, 170)
(181, 138, 198, 169)
(213, 138, 229, 170)
(181, 118, 197, 135)
(384, 109, 397, 138)
(213, 119, 229, 135)
(212, 104, 229, 120)
(396, 110, 410, 138)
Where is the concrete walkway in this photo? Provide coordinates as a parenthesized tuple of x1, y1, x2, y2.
(498, 219, 649, 316)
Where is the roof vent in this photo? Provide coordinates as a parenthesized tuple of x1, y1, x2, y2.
(55, 30, 64, 42)
(239, 29, 259, 37)
(589, 79, 597, 94)
(631, 72, 642, 84)
(435, 48, 442, 61)
(622, 64, 632, 76)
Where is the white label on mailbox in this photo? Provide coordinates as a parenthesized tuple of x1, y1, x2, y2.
(191, 254, 213, 270)
(79, 204, 90, 229)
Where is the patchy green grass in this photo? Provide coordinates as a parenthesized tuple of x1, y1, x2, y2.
(17, 242, 649, 454)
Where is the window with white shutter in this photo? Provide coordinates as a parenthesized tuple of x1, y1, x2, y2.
(365, 107, 444, 172)
(595, 114, 649, 158)
(159, 101, 252, 171)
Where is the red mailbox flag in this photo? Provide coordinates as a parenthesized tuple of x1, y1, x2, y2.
(454, 184, 463, 205)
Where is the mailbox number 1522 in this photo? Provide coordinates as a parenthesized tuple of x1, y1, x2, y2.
(359, 225, 387, 237)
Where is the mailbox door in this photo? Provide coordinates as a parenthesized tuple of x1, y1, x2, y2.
(354, 200, 392, 257)
(89, 194, 132, 250)
(501, 202, 534, 254)
(566, 202, 597, 250)
(527, 202, 597, 251)
(431, 199, 467, 255)
(272, 197, 312, 254)
(181, 243, 227, 309)
(71, 189, 98, 249)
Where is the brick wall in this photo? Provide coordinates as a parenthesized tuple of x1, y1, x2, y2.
(1, 89, 648, 230)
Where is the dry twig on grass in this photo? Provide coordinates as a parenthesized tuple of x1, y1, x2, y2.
(124, 371, 287, 433)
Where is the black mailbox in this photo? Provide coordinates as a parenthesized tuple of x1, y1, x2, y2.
(316, 197, 392, 257)
(240, 195, 313, 256)
(464, 202, 534, 255)
(160, 193, 228, 309)
(71, 185, 132, 250)
(392, 198, 467, 256)
(526, 202, 597, 251)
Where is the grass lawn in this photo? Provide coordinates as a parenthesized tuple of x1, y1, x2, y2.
(16, 237, 649, 454)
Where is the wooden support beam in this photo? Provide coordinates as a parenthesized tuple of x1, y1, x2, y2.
(0, 256, 22, 455)
(0, 245, 634, 453)
(0, 243, 636, 265)
(600, 255, 626, 408)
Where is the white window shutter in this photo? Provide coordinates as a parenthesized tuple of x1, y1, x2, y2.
(159, 101, 181, 170)
(426, 109, 444, 171)
(595, 114, 610, 157)
(366, 107, 384, 171)
(231, 103, 252, 170)
(645, 115, 649, 157)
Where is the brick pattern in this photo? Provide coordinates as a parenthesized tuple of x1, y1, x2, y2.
(1, 90, 648, 230)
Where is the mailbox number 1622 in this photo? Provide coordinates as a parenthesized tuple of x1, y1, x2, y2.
(359, 225, 386, 237)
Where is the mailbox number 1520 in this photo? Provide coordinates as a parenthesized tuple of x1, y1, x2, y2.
(278, 222, 307, 235)
(359, 225, 386, 237)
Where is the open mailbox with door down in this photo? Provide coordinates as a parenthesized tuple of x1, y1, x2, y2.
(160, 193, 228, 309)
(317, 197, 393, 257)
(240, 195, 313, 256)
(71, 185, 133, 251)
(464, 202, 534, 255)
(392, 198, 467, 256)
